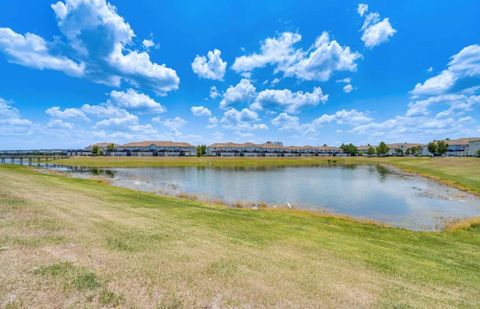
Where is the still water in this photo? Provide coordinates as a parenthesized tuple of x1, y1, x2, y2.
(6, 161, 480, 230)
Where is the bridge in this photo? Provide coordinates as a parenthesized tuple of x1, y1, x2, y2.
(0, 150, 72, 165)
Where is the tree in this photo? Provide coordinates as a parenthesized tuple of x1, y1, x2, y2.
(196, 145, 207, 157)
(376, 141, 389, 156)
(407, 146, 421, 157)
(107, 143, 116, 152)
(395, 148, 403, 156)
(427, 142, 437, 155)
(92, 145, 102, 156)
(476, 150, 480, 158)
(340, 143, 358, 156)
(436, 141, 448, 156)
(367, 146, 376, 156)
(414, 146, 422, 156)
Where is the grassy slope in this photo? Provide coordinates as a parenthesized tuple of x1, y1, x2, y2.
(1, 165, 480, 308)
(55, 156, 480, 195)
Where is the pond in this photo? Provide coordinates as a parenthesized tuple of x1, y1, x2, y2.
(5, 161, 480, 231)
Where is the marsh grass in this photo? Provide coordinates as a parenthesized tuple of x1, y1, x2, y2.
(445, 216, 480, 231)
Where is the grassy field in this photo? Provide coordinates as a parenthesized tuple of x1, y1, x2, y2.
(55, 156, 480, 195)
(1, 164, 480, 308)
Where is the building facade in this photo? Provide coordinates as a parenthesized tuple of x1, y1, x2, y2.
(206, 142, 343, 157)
(120, 141, 196, 156)
(386, 143, 423, 156)
(420, 138, 480, 156)
(467, 140, 480, 156)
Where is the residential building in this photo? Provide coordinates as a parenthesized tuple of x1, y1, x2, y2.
(443, 138, 480, 157)
(357, 145, 374, 156)
(420, 138, 480, 157)
(120, 141, 196, 156)
(206, 142, 343, 157)
(386, 143, 423, 156)
(467, 139, 480, 156)
(86, 142, 118, 151)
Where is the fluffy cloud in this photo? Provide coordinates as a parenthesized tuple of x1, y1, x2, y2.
(357, 3, 369, 17)
(343, 84, 353, 93)
(253, 87, 328, 113)
(46, 106, 89, 120)
(47, 119, 73, 129)
(351, 46, 480, 143)
(207, 116, 219, 128)
(311, 109, 372, 126)
(162, 117, 186, 131)
(271, 113, 300, 130)
(191, 49, 227, 80)
(336, 77, 354, 93)
(108, 88, 166, 113)
(232, 32, 302, 75)
(232, 31, 360, 82)
(270, 109, 371, 134)
(407, 94, 480, 118)
(95, 112, 138, 129)
(191, 106, 212, 117)
(209, 86, 220, 99)
(0, 97, 32, 135)
(45, 88, 164, 131)
(411, 44, 480, 97)
(221, 107, 267, 130)
(1, 0, 179, 94)
(0, 28, 84, 77)
(220, 79, 256, 108)
(43, 88, 170, 138)
(350, 113, 477, 141)
(142, 39, 158, 49)
(358, 4, 396, 48)
(81, 103, 126, 117)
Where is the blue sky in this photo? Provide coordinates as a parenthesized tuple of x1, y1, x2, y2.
(0, 0, 479, 149)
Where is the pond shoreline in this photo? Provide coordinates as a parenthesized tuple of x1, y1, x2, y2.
(23, 161, 480, 231)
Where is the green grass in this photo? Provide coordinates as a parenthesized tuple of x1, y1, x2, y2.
(1, 164, 480, 307)
(35, 262, 100, 290)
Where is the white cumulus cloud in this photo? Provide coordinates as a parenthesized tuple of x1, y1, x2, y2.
(253, 87, 328, 113)
(108, 88, 166, 113)
(46, 106, 89, 120)
(358, 4, 396, 48)
(411, 44, 480, 97)
(0, 28, 84, 77)
(220, 79, 257, 108)
(191, 106, 212, 117)
(0, 97, 32, 135)
(232, 31, 361, 82)
(162, 117, 186, 131)
(221, 107, 266, 130)
(191, 49, 227, 80)
(1, 0, 180, 95)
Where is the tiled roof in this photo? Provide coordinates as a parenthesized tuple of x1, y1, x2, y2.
(437, 138, 480, 146)
(87, 142, 118, 148)
(121, 141, 194, 147)
(387, 143, 423, 149)
(209, 142, 340, 151)
(208, 142, 258, 148)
